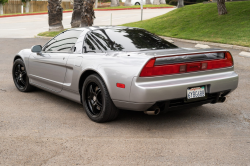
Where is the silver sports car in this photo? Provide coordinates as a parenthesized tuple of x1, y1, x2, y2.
(12, 26, 239, 122)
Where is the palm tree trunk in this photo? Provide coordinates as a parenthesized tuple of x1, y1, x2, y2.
(177, 0, 184, 8)
(153, 0, 160, 5)
(145, 0, 151, 4)
(124, 0, 131, 6)
(80, 0, 95, 27)
(0, 4, 3, 15)
(217, 0, 227, 15)
(48, 0, 64, 31)
(71, 0, 82, 28)
(111, 0, 118, 6)
(25, 1, 30, 13)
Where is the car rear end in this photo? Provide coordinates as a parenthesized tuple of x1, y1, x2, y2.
(128, 49, 238, 113)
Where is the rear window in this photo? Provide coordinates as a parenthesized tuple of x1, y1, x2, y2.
(89, 28, 178, 52)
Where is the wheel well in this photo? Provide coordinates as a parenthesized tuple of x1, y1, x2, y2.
(79, 70, 99, 103)
(14, 56, 22, 62)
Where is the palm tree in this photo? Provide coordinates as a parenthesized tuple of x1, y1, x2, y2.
(71, 0, 82, 28)
(80, 0, 95, 27)
(48, 0, 64, 31)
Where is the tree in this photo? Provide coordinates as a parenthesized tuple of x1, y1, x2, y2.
(80, 0, 95, 27)
(48, 0, 64, 31)
(217, 0, 227, 15)
(124, 0, 131, 6)
(177, 0, 184, 8)
(71, 0, 82, 28)
(21, 0, 30, 13)
(0, 0, 8, 15)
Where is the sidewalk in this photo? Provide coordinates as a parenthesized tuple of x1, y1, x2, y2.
(0, 7, 174, 18)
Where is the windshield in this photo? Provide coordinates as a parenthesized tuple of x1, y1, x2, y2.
(88, 28, 178, 52)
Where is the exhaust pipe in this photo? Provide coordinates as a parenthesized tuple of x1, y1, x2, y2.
(218, 96, 226, 103)
(144, 106, 160, 115)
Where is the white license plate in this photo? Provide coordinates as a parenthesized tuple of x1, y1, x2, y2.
(187, 86, 205, 99)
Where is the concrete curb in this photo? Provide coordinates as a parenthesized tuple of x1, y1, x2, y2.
(34, 35, 53, 39)
(0, 7, 174, 18)
(160, 36, 250, 52)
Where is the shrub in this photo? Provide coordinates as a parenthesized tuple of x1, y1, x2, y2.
(0, 0, 8, 5)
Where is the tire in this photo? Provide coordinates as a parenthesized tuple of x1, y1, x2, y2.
(82, 74, 119, 123)
(135, 2, 140, 5)
(12, 59, 35, 92)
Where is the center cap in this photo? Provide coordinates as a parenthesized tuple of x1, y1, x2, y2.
(20, 74, 22, 78)
(93, 96, 96, 101)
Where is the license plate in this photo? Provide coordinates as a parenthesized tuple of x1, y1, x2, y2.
(187, 86, 205, 99)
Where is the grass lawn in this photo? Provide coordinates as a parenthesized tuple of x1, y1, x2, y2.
(123, 1, 250, 47)
(37, 30, 66, 37)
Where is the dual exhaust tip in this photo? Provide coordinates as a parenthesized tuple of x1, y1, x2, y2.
(144, 107, 160, 115)
(144, 96, 227, 115)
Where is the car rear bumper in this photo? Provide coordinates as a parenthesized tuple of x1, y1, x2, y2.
(113, 70, 238, 111)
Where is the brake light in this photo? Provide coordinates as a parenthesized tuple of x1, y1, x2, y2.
(140, 52, 233, 77)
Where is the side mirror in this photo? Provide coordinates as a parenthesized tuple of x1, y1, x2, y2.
(31, 45, 42, 53)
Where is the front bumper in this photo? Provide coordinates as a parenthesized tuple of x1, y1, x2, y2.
(113, 70, 238, 111)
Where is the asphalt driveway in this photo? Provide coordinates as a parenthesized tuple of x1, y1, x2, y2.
(0, 38, 250, 165)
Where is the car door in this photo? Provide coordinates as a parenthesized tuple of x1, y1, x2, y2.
(28, 30, 83, 92)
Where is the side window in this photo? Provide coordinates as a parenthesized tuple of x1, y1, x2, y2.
(84, 34, 103, 53)
(43, 30, 82, 52)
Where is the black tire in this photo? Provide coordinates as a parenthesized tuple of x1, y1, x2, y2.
(82, 74, 119, 123)
(135, 2, 140, 5)
(12, 59, 35, 92)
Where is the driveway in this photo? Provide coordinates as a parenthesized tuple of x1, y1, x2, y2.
(0, 38, 250, 165)
(0, 8, 175, 38)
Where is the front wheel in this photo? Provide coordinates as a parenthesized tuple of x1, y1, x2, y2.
(135, 2, 140, 5)
(82, 74, 119, 123)
(12, 59, 35, 92)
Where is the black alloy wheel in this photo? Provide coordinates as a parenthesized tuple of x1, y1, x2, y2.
(12, 59, 35, 92)
(82, 74, 119, 123)
(86, 82, 103, 116)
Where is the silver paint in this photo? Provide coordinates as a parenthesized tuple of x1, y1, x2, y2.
(14, 26, 239, 111)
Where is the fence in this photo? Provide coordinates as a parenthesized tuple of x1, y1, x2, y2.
(3, 1, 73, 14)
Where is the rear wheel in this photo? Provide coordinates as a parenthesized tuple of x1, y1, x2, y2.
(135, 2, 140, 5)
(82, 74, 119, 123)
(12, 59, 35, 92)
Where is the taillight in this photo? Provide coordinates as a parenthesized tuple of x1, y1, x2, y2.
(140, 52, 233, 77)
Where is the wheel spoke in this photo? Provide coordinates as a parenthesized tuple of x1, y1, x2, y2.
(21, 71, 26, 75)
(20, 78, 26, 85)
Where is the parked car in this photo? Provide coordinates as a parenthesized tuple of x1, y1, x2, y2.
(12, 26, 238, 122)
(121, 0, 154, 5)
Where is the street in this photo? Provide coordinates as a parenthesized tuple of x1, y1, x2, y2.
(0, 8, 175, 38)
(0, 38, 249, 165)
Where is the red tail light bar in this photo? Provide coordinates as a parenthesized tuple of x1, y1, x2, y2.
(140, 52, 233, 77)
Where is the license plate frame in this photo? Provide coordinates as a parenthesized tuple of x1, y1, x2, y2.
(186, 86, 207, 102)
